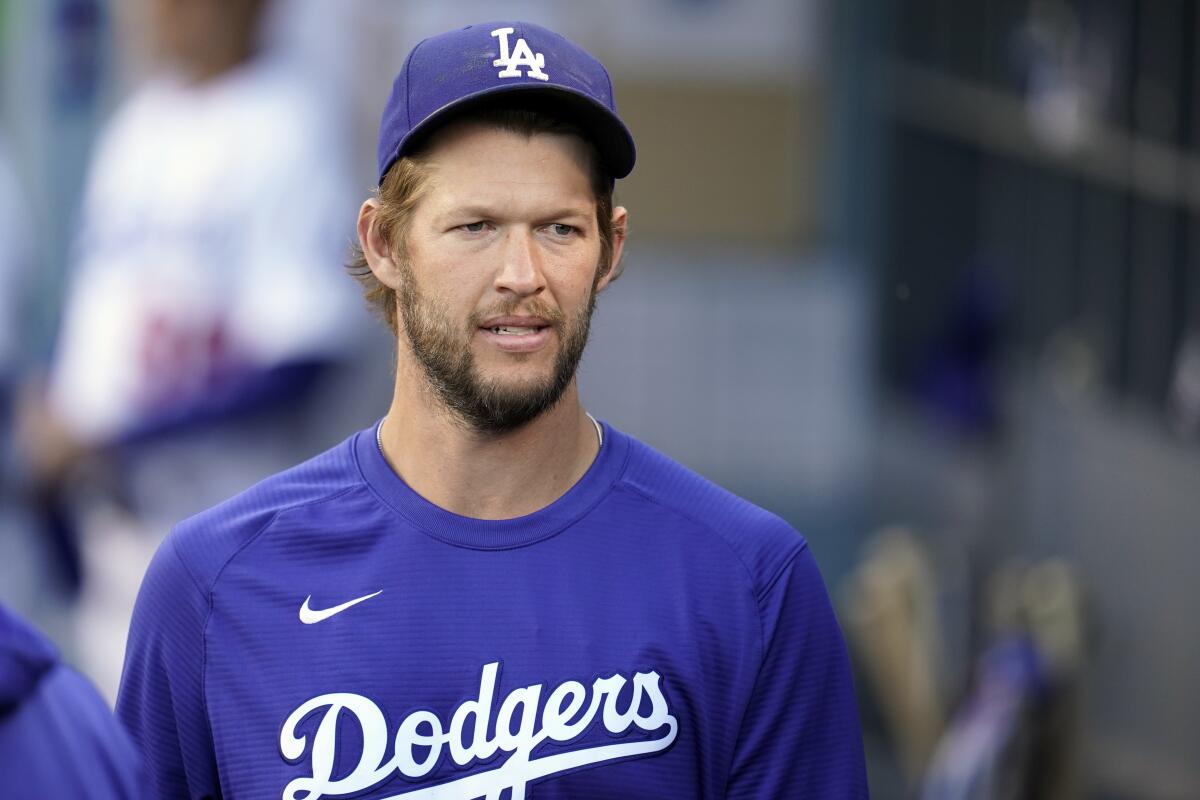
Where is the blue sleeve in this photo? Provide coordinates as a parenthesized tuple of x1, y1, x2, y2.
(116, 534, 221, 799)
(0, 666, 145, 799)
(117, 359, 330, 447)
(725, 546, 870, 799)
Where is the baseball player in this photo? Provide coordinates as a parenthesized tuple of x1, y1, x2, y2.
(118, 21, 869, 799)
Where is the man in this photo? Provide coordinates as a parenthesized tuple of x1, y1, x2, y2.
(118, 21, 869, 799)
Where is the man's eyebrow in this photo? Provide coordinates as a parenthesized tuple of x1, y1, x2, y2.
(439, 204, 594, 222)
(535, 207, 594, 222)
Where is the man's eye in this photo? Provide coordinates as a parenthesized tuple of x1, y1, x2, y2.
(549, 223, 576, 237)
(461, 222, 487, 233)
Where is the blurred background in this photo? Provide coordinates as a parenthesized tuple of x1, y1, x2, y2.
(0, 0, 1197, 797)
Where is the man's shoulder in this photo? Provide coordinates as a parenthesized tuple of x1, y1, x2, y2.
(165, 427, 368, 591)
(612, 428, 808, 595)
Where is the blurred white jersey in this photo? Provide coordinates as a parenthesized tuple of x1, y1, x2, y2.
(45, 55, 366, 701)
(49, 55, 360, 444)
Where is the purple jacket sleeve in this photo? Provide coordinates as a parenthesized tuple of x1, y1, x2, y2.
(725, 546, 870, 799)
(116, 535, 221, 799)
(0, 603, 144, 799)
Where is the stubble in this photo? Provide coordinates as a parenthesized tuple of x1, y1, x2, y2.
(396, 260, 600, 434)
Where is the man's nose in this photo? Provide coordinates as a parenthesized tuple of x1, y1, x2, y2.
(493, 227, 546, 297)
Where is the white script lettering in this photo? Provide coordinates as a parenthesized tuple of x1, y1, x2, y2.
(279, 662, 676, 800)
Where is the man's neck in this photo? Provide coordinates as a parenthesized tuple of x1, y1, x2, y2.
(378, 364, 600, 521)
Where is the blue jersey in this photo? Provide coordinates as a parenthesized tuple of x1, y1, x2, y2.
(117, 421, 867, 799)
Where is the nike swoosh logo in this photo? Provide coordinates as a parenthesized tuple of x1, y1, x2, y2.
(299, 590, 383, 624)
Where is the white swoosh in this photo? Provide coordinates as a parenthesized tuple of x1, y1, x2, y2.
(299, 590, 383, 624)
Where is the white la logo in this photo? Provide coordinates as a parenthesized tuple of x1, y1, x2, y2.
(491, 27, 549, 82)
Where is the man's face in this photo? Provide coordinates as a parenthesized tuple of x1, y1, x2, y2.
(395, 123, 619, 434)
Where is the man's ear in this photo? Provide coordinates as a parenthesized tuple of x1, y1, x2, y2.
(357, 199, 403, 290)
(596, 205, 628, 292)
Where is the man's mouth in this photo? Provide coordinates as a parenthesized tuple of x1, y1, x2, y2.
(476, 315, 555, 352)
(478, 315, 553, 334)
(488, 325, 545, 336)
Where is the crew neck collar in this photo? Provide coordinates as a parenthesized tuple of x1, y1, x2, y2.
(354, 418, 630, 549)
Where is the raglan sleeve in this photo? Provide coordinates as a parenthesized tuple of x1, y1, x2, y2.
(116, 532, 222, 800)
(726, 543, 870, 799)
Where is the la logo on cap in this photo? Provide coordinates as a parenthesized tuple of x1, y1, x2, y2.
(491, 27, 549, 81)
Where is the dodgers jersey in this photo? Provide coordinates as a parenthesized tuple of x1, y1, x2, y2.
(117, 421, 868, 799)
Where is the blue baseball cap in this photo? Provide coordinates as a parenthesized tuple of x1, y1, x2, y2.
(376, 21, 636, 184)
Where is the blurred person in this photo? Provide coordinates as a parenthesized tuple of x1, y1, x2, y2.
(0, 134, 32, 454)
(0, 137, 28, 404)
(0, 601, 142, 799)
(0, 137, 62, 610)
(20, 0, 360, 699)
(0, 136, 27, 482)
(117, 20, 869, 800)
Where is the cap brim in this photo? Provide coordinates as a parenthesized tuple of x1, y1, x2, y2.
(384, 83, 636, 182)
